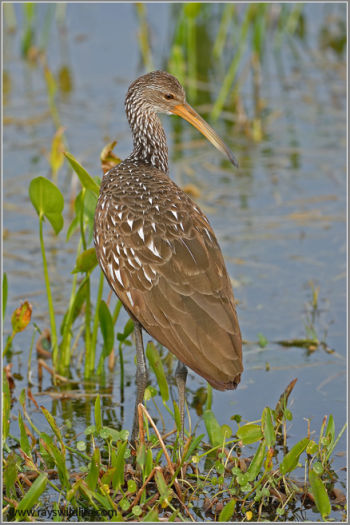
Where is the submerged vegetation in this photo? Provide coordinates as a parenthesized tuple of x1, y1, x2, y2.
(3, 2, 346, 522)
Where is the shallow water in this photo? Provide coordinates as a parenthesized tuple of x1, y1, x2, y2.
(3, 3, 347, 519)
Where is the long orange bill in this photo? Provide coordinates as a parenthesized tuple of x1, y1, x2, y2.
(171, 103, 239, 168)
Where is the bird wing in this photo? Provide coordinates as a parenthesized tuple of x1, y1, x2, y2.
(94, 163, 242, 390)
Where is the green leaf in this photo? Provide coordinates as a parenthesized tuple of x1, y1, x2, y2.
(2, 273, 8, 321)
(258, 332, 268, 348)
(280, 437, 309, 474)
(111, 441, 128, 490)
(145, 448, 153, 478)
(61, 278, 88, 334)
(94, 394, 102, 432)
(155, 469, 170, 502)
(184, 2, 201, 18)
(184, 433, 204, 462)
(325, 414, 335, 451)
(262, 407, 276, 447)
(173, 400, 181, 434)
(77, 441, 86, 452)
(306, 439, 318, 455)
(64, 151, 100, 196)
(87, 447, 100, 491)
(143, 508, 159, 521)
(246, 441, 266, 481)
(40, 435, 69, 489)
(4, 452, 18, 499)
(50, 127, 65, 178)
(146, 342, 169, 402)
(17, 473, 47, 512)
(236, 423, 263, 445)
(309, 469, 331, 519)
(127, 479, 137, 493)
(203, 409, 225, 447)
(18, 412, 31, 456)
(218, 498, 236, 521)
(29, 176, 64, 234)
(100, 426, 120, 442)
(40, 405, 64, 446)
(117, 318, 134, 341)
(2, 374, 11, 445)
(98, 301, 114, 358)
(72, 247, 98, 274)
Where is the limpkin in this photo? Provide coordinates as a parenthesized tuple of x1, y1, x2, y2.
(94, 71, 243, 440)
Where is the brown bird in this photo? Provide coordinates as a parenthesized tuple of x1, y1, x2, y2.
(94, 71, 242, 440)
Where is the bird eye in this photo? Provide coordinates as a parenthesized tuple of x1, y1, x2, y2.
(164, 93, 174, 100)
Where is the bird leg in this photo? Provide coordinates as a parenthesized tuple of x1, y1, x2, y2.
(131, 321, 148, 442)
(175, 360, 188, 442)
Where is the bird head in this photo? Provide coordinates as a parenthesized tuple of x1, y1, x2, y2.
(125, 71, 239, 168)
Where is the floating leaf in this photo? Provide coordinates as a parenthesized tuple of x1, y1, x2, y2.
(309, 469, 331, 519)
(64, 151, 100, 196)
(29, 176, 64, 234)
(146, 342, 169, 402)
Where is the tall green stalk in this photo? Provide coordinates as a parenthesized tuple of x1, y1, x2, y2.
(91, 270, 105, 356)
(39, 217, 58, 365)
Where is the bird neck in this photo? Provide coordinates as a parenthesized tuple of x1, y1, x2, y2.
(126, 106, 169, 174)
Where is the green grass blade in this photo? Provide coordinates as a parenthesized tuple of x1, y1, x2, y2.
(17, 473, 48, 513)
(146, 342, 169, 402)
(2, 272, 8, 321)
(94, 394, 102, 432)
(87, 447, 100, 491)
(262, 406, 276, 448)
(18, 412, 31, 457)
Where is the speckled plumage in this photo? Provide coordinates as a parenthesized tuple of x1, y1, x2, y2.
(94, 71, 242, 390)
